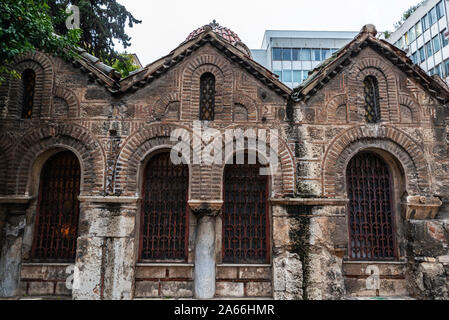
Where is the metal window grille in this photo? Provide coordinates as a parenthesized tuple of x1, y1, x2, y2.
(363, 76, 381, 123)
(199, 73, 215, 121)
(140, 153, 189, 262)
(223, 159, 270, 264)
(346, 152, 397, 261)
(31, 151, 81, 262)
(21, 69, 35, 119)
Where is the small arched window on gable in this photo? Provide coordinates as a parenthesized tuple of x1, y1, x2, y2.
(199, 72, 215, 121)
(363, 76, 381, 123)
(21, 69, 36, 119)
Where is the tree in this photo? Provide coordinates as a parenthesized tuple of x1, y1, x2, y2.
(394, 1, 425, 30)
(0, 0, 81, 84)
(112, 53, 139, 78)
(48, 0, 142, 66)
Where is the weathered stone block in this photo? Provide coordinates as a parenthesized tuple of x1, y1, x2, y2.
(72, 236, 103, 300)
(135, 266, 166, 279)
(168, 267, 193, 279)
(28, 282, 54, 296)
(245, 282, 272, 297)
(55, 282, 72, 296)
(216, 282, 244, 297)
(134, 281, 159, 298)
(239, 267, 271, 280)
(343, 262, 407, 277)
(273, 217, 290, 248)
(216, 267, 238, 280)
(160, 281, 193, 298)
(344, 278, 408, 297)
(273, 252, 303, 300)
(20, 265, 68, 281)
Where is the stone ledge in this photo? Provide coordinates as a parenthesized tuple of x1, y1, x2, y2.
(78, 196, 140, 203)
(270, 198, 348, 206)
(0, 196, 34, 204)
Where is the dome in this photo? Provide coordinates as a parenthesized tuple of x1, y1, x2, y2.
(184, 20, 251, 57)
(185, 20, 242, 44)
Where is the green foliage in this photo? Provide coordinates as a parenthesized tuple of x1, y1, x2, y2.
(112, 53, 139, 78)
(384, 30, 392, 39)
(48, 0, 142, 66)
(0, 0, 81, 83)
(394, 1, 425, 30)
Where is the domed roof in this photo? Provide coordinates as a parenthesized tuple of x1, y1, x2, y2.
(185, 20, 242, 45)
(184, 20, 251, 57)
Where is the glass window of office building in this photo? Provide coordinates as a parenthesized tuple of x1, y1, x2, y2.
(271, 46, 342, 87)
(390, 0, 449, 81)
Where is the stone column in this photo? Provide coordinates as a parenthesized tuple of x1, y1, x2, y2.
(190, 202, 222, 299)
(73, 197, 138, 300)
(0, 202, 29, 297)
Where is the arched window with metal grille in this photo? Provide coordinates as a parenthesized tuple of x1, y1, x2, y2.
(21, 69, 36, 119)
(346, 152, 397, 261)
(363, 76, 381, 123)
(31, 151, 81, 262)
(199, 72, 215, 121)
(223, 155, 270, 264)
(140, 152, 189, 262)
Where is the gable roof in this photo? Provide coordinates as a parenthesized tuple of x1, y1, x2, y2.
(291, 25, 449, 104)
(71, 47, 122, 94)
(118, 29, 292, 98)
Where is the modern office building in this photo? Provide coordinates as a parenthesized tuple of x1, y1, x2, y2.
(251, 30, 358, 88)
(389, 0, 449, 83)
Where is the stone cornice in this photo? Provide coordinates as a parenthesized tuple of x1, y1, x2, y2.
(269, 198, 349, 206)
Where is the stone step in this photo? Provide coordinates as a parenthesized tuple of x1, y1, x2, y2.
(344, 296, 416, 300)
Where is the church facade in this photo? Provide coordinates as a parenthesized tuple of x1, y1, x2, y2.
(0, 22, 448, 300)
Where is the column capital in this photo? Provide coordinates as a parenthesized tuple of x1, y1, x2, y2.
(189, 201, 223, 218)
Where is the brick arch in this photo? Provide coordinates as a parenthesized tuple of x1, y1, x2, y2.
(398, 94, 421, 123)
(0, 133, 14, 195)
(13, 124, 105, 195)
(349, 57, 399, 123)
(152, 92, 181, 119)
(322, 125, 431, 197)
(232, 93, 258, 122)
(53, 86, 80, 118)
(326, 93, 348, 123)
(182, 54, 233, 121)
(115, 124, 197, 196)
(218, 125, 296, 197)
(8, 51, 54, 119)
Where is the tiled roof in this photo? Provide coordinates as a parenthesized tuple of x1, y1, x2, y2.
(185, 20, 242, 45)
(292, 24, 449, 104)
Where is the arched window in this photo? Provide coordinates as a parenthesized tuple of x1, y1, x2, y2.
(223, 155, 270, 264)
(346, 152, 397, 261)
(140, 152, 189, 262)
(21, 69, 36, 119)
(199, 72, 215, 121)
(31, 151, 81, 262)
(363, 76, 381, 123)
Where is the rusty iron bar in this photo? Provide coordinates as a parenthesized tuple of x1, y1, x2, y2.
(140, 153, 189, 262)
(31, 151, 81, 262)
(223, 157, 270, 264)
(347, 152, 397, 261)
(199, 73, 216, 121)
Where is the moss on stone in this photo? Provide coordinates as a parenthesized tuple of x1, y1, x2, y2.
(288, 206, 312, 300)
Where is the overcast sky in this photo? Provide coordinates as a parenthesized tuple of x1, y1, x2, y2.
(115, 0, 420, 66)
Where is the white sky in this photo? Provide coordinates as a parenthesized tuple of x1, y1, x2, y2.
(115, 0, 421, 66)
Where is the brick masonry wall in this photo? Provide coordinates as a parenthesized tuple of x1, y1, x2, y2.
(0, 40, 448, 299)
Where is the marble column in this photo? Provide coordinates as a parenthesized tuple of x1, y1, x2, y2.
(190, 202, 222, 299)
